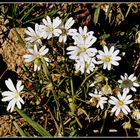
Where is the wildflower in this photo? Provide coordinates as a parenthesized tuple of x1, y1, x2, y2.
(118, 73, 140, 93)
(109, 91, 133, 116)
(78, 26, 94, 38)
(1, 78, 24, 112)
(42, 16, 62, 39)
(67, 35, 97, 61)
(132, 109, 140, 120)
(23, 44, 50, 71)
(89, 91, 108, 110)
(72, 26, 97, 45)
(96, 46, 121, 70)
(25, 23, 44, 45)
(58, 17, 77, 43)
(74, 57, 97, 74)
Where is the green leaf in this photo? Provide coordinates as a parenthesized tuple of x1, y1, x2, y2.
(15, 107, 52, 137)
(24, 9, 59, 25)
(21, 5, 36, 21)
(105, 4, 112, 20)
(13, 121, 27, 137)
(93, 5, 101, 25)
(69, 129, 77, 137)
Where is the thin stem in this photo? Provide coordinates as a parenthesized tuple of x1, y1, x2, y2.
(70, 78, 74, 97)
(41, 57, 64, 136)
(75, 68, 98, 96)
(125, 128, 129, 137)
(100, 104, 110, 134)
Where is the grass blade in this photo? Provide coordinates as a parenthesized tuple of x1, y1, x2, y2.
(93, 4, 101, 25)
(21, 5, 36, 21)
(24, 9, 59, 24)
(13, 121, 27, 137)
(15, 107, 52, 137)
(105, 4, 112, 20)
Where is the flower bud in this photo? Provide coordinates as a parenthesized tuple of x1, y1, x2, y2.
(101, 84, 112, 95)
(122, 121, 131, 129)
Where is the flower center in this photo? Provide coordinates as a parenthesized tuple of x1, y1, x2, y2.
(48, 27, 53, 33)
(35, 35, 41, 41)
(122, 80, 131, 87)
(118, 100, 124, 107)
(104, 56, 111, 63)
(62, 28, 67, 35)
(15, 92, 20, 98)
(36, 53, 41, 59)
(34, 53, 42, 65)
(80, 47, 87, 53)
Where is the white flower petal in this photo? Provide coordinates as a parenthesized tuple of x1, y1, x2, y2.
(122, 107, 128, 115)
(5, 79, 16, 92)
(2, 91, 14, 96)
(133, 82, 140, 87)
(130, 86, 136, 92)
(115, 108, 121, 116)
(2, 95, 14, 102)
(16, 100, 22, 109)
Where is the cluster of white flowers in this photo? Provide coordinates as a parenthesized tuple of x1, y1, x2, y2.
(24, 15, 122, 74)
(0, 15, 139, 119)
(88, 73, 139, 116)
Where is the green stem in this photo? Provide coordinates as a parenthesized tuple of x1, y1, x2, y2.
(41, 57, 64, 136)
(76, 68, 98, 96)
(70, 78, 74, 97)
(100, 104, 110, 134)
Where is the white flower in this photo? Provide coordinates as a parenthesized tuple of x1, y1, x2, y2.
(74, 57, 97, 74)
(89, 91, 108, 110)
(78, 26, 94, 38)
(67, 35, 97, 61)
(42, 16, 62, 39)
(132, 109, 140, 120)
(1, 78, 24, 112)
(25, 23, 44, 45)
(72, 26, 97, 45)
(23, 44, 50, 71)
(109, 91, 133, 116)
(96, 46, 121, 70)
(58, 17, 77, 43)
(118, 73, 140, 93)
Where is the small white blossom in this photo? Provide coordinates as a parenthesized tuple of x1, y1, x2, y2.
(41, 16, 62, 39)
(58, 17, 77, 43)
(23, 44, 50, 71)
(89, 91, 108, 110)
(72, 26, 97, 45)
(74, 57, 97, 74)
(96, 46, 121, 70)
(109, 91, 133, 116)
(67, 35, 97, 61)
(25, 23, 44, 45)
(132, 109, 140, 120)
(78, 26, 94, 38)
(1, 78, 24, 112)
(118, 73, 140, 93)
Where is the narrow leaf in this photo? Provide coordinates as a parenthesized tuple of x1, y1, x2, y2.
(93, 5, 101, 25)
(15, 107, 52, 137)
(13, 121, 27, 137)
(105, 4, 112, 20)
